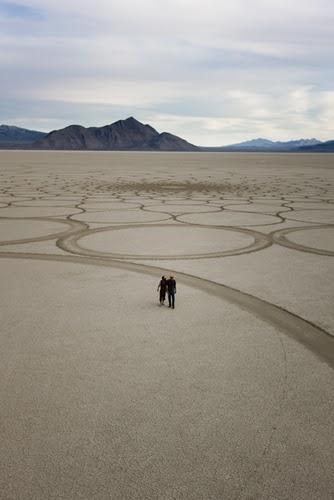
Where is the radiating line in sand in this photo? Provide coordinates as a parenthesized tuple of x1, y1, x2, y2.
(0, 250, 333, 369)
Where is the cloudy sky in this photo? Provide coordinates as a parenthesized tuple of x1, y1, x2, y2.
(1, 0, 334, 145)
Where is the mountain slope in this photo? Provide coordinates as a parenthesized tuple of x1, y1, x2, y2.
(34, 117, 199, 151)
(0, 125, 46, 148)
(148, 132, 199, 151)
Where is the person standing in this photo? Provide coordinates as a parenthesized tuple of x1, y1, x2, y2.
(166, 276, 176, 309)
(157, 276, 167, 305)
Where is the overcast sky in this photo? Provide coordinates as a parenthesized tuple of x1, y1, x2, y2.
(1, 0, 334, 145)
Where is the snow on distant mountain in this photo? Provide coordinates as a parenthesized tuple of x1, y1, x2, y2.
(298, 140, 334, 152)
(204, 138, 323, 152)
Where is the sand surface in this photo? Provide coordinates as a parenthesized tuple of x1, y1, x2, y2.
(0, 151, 333, 499)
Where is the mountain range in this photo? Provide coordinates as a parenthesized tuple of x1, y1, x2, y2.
(0, 124, 46, 148)
(298, 140, 334, 152)
(1, 118, 334, 152)
(206, 138, 322, 152)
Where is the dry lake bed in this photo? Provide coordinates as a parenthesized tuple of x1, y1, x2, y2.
(0, 151, 334, 499)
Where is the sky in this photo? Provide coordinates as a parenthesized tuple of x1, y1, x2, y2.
(1, 0, 334, 145)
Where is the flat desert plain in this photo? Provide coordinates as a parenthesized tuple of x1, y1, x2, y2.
(0, 151, 334, 500)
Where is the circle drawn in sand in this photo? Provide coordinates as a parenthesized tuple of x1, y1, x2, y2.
(142, 203, 219, 214)
(0, 218, 79, 246)
(177, 210, 280, 227)
(0, 206, 78, 218)
(284, 209, 334, 224)
(273, 225, 334, 256)
(59, 224, 271, 260)
(80, 201, 142, 210)
(72, 209, 172, 224)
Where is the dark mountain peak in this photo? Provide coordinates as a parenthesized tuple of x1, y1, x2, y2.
(123, 116, 140, 124)
(33, 117, 198, 151)
(109, 117, 158, 135)
(112, 116, 139, 127)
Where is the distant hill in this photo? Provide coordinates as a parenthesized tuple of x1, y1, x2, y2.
(298, 140, 334, 152)
(202, 138, 322, 152)
(34, 117, 199, 151)
(0, 125, 46, 148)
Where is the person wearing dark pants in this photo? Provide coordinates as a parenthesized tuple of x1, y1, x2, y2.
(157, 276, 167, 305)
(166, 276, 176, 309)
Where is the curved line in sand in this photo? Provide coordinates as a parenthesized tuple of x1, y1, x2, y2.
(175, 212, 283, 228)
(272, 224, 334, 257)
(57, 222, 272, 261)
(0, 250, 333, 368)
(0, 217, 88, 246)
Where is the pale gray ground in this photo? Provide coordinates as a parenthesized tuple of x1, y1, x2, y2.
(0, 151, 334, 499)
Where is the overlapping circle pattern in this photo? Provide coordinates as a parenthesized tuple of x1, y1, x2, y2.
(0, 189, 333, 257)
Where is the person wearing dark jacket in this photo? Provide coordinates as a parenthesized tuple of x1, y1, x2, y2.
(157, 276, 167, 305)
(166, 276, 176, 309)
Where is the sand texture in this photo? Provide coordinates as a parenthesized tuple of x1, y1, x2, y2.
(0, 151, 334, 499)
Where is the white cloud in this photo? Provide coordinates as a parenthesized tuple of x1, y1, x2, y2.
(1, 0, 334, 144)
